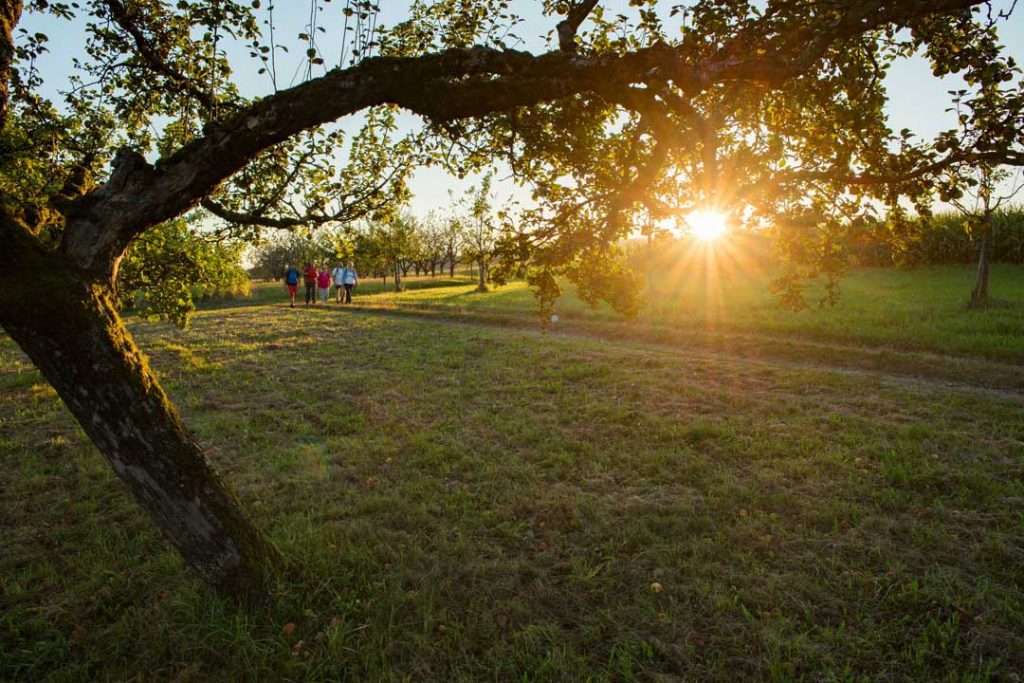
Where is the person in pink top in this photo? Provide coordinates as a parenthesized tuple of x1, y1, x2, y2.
(316, 267, 331, 304)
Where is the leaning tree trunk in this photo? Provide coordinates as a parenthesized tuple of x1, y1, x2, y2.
(971, 219, 991, 306)
(0, 229, 281, 600)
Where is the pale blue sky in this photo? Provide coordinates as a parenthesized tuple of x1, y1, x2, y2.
(20, 1, 1024, 216)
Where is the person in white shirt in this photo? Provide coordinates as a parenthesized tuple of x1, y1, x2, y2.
(340, 261, 358, 303)
(330, 261, 347, 303)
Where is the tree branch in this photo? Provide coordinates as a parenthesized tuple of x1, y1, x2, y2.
(201, 198, 321, 230)
(556, 0, 600, 53)
(56, 0, 997, 281)
(101, 0, 219, 113)
(735, 146, 1024, 207)
(728, 0, 990, 84)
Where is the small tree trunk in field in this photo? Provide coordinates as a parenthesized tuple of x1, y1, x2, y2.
(971, 219, 991, 306)
(0, 228, 281, 601)
(449, 258, 455, 278)
(394, 262, 404, 292)
(476, 259, 489, 292)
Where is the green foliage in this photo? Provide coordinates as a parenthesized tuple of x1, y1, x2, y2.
(360, 213, 421, 287)
(562, 244, 644, 319)
(10, 0, 1024, 315)
(117, 218, 249, 328)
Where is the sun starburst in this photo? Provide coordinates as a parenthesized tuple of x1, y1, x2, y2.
(686, 209, 729, 241)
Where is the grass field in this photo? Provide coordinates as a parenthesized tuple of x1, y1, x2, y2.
(3, 266, 1024, 680)
(292, 264, 1024, 360)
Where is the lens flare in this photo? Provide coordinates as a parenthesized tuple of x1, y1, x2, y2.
(686, 210, 729, 241)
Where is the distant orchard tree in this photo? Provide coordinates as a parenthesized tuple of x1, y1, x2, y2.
(365, 213, 419, 291)
(413, 211, 447, 277)
(0, 0, 1022, 599)
(943, 164, 1024, 305)
(462, 176, 500, 292)
(440, 212, 466, 279)
(353, 227, 391, 287)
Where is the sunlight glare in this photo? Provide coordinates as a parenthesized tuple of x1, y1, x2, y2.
(686, 210, 729, 242)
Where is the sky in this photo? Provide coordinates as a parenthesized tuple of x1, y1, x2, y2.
(19, 0, 1024, 218)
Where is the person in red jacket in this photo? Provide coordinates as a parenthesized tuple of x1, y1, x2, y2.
(303, 262, 318, 306)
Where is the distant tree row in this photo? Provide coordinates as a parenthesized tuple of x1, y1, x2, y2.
(249, 182, 501, 292)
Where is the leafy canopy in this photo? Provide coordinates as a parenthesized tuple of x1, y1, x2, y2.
(5, 0, 1023, 315)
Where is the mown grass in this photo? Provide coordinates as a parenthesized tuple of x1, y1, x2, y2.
(2, 296, 1023, 681)
(297, 264, 1024, 360)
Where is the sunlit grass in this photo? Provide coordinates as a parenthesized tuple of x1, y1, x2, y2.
(274, 265, 1024, 360)
(230, 266, 1024, 362)
(2, 303, 1022, 680)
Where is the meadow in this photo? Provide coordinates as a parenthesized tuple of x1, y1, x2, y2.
(320, 264, 1024, 359)
(2, 265, 1023, 681)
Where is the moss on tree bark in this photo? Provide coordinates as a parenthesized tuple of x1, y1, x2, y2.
(0, 221, 281, 601)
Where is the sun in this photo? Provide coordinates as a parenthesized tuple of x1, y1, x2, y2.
(686, 209, 729, 241)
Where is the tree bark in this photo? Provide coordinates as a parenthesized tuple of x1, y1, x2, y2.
(971, 218, 991, 306)
(394, 262, 404, 292)
(476, 259, 489, 292)
(0, 0, 22, 127)
(0, 224, 281, 601)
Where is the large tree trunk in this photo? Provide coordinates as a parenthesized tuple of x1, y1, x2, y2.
(971, 219, 991, 306)
(0, 228, 281, 601)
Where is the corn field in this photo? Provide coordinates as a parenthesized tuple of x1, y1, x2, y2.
(855, 207, 1024, 266)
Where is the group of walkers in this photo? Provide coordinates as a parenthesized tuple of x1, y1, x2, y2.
(283, 260, 359, 307)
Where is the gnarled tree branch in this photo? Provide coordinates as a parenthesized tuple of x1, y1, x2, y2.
(556, 0, 600, 53)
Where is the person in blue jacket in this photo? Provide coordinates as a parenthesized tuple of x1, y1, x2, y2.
(283, 263, 300, 308)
